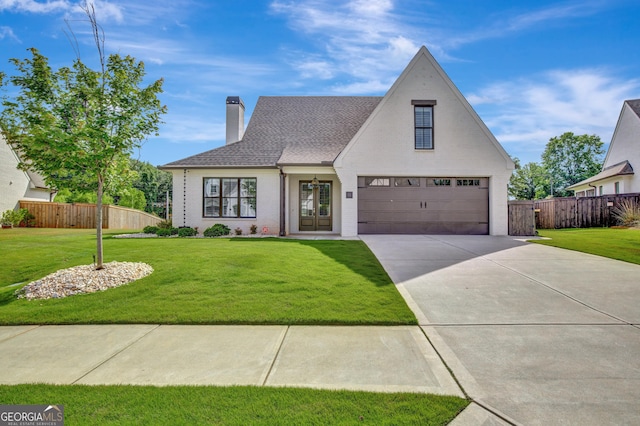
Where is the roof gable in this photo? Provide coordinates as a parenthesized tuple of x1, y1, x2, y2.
(602, 99, 640, 170)
(335, 46, 514, 170)
(162, 96, 382, 168)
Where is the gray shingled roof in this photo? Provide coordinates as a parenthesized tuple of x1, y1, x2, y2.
(162, 96, 382, 168)
(626, 99, 640, 119)
(567, 160, 634, 189)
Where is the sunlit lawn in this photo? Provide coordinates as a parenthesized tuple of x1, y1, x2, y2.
(0, 229, 416, 325)
(0, 384, 468, 425)
(534, 227, 640, 265)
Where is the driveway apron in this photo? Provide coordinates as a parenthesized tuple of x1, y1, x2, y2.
(361, 234, 640, 426)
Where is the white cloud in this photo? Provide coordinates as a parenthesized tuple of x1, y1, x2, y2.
(443, 0, 611, 50)
(0, 25, 20, 41)
(469, 68, 640, 162)
(270, 0, 423, 93)
(0, 0, 71, 13)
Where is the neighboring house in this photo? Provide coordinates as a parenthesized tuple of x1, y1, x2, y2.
(0, 134, 54, 212)
(161, 46, 515, 236)
(568, 99, 640, 197)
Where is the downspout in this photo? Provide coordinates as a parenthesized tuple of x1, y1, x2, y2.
(279, 167, 286, 236)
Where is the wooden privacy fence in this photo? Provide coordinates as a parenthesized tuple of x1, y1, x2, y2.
(19, 201, 162, 230)
(508, 200, 536, 236)
(534, 193, 640, 229)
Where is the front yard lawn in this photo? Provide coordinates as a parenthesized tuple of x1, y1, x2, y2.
(0, 384, 468, 425)
(0, 229, 416, 325)
(534, 228, 640, 265)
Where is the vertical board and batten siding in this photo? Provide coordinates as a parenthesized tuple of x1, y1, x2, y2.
(19, 201, 162, 229)
(533, 193, 640, 229)
(507, 200, 536, 236)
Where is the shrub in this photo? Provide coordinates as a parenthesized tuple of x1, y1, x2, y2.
(157, 220, 173, 229)
(178, 227, 197, 237)
(20, 211, 36, 227)
(250, 224, 258, 234)
(612, 199, 640, 227)
(1, 209, 27, 227)
(143, 225, 159, 234)
(203, 224, 231, 237)
(235, 227, 243, 235)
(156, 227, 178, 237)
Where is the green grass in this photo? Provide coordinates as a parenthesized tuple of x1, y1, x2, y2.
(0, 229, 416, 325)
(0, 385, 468, 425)
(534, 228, 640, 265)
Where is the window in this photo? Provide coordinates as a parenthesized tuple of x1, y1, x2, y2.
(457, 179, 480, 186)
(431, 178, 451, 186)
(394, 178, 420, 187)
(615, 182, 620, 194)
(415, 106, 433, 149)
(366, 177, 390, 187)
(203, 178, 256, 218)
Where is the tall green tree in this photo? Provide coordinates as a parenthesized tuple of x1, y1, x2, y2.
(0, 6, 166, 269)
(541, 132, 604, 197)
(130, 159, 172, 216)
(509, 158, 550, 200)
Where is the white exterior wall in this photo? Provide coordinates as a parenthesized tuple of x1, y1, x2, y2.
(335, 47, 513, 236)
(171, 168, 281, 235)
(572, 103, 640, 196)
(573, 175, 635, 196)
(604, 103, 640, 193)
(1, 136, 52, 212)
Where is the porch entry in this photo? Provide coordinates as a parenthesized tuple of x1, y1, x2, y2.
(299, 180, 332, 231)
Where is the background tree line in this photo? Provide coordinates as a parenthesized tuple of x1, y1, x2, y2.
(509, 132, 605, 200)
(54, 158, 172, 217)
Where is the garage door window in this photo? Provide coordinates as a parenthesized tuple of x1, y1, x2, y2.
(366, 177, 390, 187)
(394, 178, 420, 187)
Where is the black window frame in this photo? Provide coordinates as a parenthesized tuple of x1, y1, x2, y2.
(203, 177, 257, 218)
(413, 100, 436, 150)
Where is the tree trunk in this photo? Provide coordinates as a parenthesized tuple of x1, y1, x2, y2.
(95, 177, 104, 270)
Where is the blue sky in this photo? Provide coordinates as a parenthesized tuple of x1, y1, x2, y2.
(1, 0, 639, 166)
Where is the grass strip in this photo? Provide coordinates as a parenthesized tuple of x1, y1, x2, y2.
(0, 384, 468, 425)
(534, 228, 640, 265)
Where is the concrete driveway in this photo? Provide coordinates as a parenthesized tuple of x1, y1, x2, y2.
(361, 235, 640, 426)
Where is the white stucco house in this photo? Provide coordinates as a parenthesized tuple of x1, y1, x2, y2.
(0, 134, 54, 212)
(568, 99, 639, 197)
(161, 46, 515, 236)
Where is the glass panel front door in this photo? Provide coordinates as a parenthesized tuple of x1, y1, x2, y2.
(299, 181, 332, 231)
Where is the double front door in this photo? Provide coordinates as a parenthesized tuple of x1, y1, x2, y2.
(300, 181, 332, 231)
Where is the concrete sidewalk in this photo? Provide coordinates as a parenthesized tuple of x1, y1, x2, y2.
(0, 324, 462, 396)
(362, 234, 640, 426)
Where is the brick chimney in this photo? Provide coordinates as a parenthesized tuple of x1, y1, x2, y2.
(226, 96, 245, 145)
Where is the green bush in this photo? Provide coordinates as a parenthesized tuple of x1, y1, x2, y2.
(157, 220, 173, 229)
(178, 227, 197, 237)
(203, 224, 231, 237)
(1, 209, 27, 227)
(20, 211, 36, 227)
(156, 227, 178, 237)
(143, 225, 159, 234)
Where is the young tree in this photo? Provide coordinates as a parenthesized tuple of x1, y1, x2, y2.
(541, 132, 604, 197)
(508, 158, 550, 200)
(0, 6, 166, 269)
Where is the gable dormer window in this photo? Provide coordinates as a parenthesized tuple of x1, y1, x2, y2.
(413, 100, 436, 150)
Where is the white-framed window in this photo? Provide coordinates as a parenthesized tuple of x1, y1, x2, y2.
(203, 177, 256, 218)
(414, 106, 434, 149)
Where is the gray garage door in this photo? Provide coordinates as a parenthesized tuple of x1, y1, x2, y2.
(358, 177, 489, 234)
